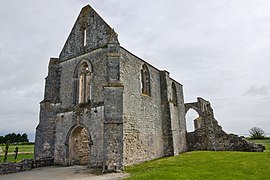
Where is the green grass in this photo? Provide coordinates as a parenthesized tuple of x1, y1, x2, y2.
(125, 139, 270, 180)
(0, 144, 34, 154)
(0, 144, 34, 163)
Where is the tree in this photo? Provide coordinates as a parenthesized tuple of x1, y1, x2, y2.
(1, 133, 29, 144)
(249, 127, 265, 139)
(0, 136, 5, 144)
(16, 133, 22, 143)
(5, 133, 17, 143)
(21, 133, 29, 142)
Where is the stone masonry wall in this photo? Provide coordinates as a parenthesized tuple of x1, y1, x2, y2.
(0, 158, 54, 175)
(166, 78, 187, 155)
(59, 49, 108, 109)
(59, 5, 117, 61)
(0, 159, 33, 175)
(159, 71, 174, 156)
(120, 48, 164, 165)
(53, 48, 108, 166)
(120, 48, 187, 165)
(34, 57, 62, 161)
(53, 106, 104, 167)
(36, 4, 122, 169)
(35, 47, 108, 166)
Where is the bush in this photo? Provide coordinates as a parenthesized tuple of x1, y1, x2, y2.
(249, 127, 265, 139)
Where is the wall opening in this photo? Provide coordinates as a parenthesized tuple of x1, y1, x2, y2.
(68, 126, 90, 165)
(186, 109, 199, 132)
(141, 64, 151, 96)
(83, 28, 87, 46)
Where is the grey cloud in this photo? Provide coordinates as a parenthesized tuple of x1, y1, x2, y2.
(245, 86, 269, 97)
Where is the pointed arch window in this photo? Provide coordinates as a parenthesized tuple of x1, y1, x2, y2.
(141, 64, 151, 96)
(75, 61, 93, 104)
(172, 82, 178, 106)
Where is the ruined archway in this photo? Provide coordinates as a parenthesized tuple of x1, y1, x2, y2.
(67, 125, 91, 165)
(186, 109, 200, 132)
(185, 98, 205, 132)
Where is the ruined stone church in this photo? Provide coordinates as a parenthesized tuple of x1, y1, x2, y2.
(35, 5, 264, 171)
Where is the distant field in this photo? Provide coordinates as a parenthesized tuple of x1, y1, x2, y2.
(125, 139, 270, 180)
(0, 144, 34, 163)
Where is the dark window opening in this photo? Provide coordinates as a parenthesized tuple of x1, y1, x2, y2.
(141, 64, 151, 96)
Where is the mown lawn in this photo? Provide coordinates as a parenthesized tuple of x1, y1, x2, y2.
(125, 139, 270, 180)
(0, 144, 34, 163)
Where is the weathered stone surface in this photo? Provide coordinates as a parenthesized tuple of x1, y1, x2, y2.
(0, 158, 55, 175)
(0, 159, 33, 175)
(120, 50, 187, 166)
(186, 97, 264, 152)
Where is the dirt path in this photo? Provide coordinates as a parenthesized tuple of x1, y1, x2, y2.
(0, 165, 129, 180)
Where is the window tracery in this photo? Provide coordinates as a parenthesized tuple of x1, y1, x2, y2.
(75, 61, 93, 104)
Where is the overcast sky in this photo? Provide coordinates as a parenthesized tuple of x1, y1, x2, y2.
(0, 0, 270, 141)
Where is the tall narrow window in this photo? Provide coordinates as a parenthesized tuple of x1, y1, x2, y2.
(78, 62, 92, 104)
(79, 73, 86, 103)
(83, 28, 87, 46)
(172, 82, 178, 106)
(141, 64, 151, 96)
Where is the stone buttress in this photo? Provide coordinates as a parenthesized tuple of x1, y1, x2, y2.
(103, 32, 124, 171)
(34, 58, 61, 162)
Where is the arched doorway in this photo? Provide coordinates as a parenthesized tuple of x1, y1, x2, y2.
(68, 125, 91, 165)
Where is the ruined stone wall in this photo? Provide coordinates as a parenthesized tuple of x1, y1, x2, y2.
(120, 48, 164, 165)
(186, 112, 265, 152)
(185, 98, 264, 152)
(0, 158, 54, 175)
(0, 159, 33, 175)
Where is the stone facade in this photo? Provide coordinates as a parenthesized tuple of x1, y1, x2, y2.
(35, 4, 263, 172)
(34, 5, 187, 171)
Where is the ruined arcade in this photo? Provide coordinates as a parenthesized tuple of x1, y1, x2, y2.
(34, 5, 264, 171)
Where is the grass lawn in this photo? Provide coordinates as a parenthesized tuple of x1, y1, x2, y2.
(125, 139, 270, 180)
(0, 144, 34, 163)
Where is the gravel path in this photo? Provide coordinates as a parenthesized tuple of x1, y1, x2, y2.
(0, 165, 129, 180)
